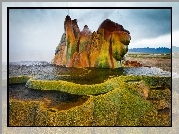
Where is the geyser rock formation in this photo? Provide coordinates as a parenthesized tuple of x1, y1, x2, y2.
(52, 15, 131, 68)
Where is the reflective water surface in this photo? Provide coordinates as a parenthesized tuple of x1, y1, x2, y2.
(9, 61, 171, 85)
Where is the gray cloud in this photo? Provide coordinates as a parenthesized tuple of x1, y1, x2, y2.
(120, 9, 171, 42)
(8, 7, 175, 62)
(67, 9, 171, 41)
(62, 9, 171, 40)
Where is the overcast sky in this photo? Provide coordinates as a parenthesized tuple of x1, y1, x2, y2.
(2, 2, 179, 62)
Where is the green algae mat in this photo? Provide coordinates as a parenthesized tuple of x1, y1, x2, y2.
(9, 74, 171, 126)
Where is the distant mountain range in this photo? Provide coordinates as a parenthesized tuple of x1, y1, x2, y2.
(128, 46, 178, 54)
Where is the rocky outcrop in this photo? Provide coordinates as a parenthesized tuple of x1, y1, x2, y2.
(52, 15, 131, 68)
(123, 60, 143, 67)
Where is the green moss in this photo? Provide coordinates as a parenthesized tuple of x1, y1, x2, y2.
(92, 88, 120, 126)
(116, 87, 156, 126)
(92, 82, 157, 126)
(142, 76, 171, 89)
(148, 88, 171, 102)
(26, 75, 170, 96)
(26, 76, 123, 95)
(9, 96, 94, 126)
(138, 110, 159, 126)
(12, 75, 170, 97)
(9, 75, 171, 126)
(139, 108, 171, 126)
(9, 101, 40, 126)
(123, 75, 142, 82)
(52, 96, 94, 126)
(9, 76, 31, 84)
(92, 75, 170, 126)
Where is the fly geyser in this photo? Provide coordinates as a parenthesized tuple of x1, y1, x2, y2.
(52, 15, 131, 68)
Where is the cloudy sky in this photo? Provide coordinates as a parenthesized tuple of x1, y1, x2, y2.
(2, 2, 179, 62)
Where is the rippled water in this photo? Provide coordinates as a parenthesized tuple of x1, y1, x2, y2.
(9, 61, 171, 85)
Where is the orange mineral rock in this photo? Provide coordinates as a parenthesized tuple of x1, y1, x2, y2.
(52, 15, 131, 68)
